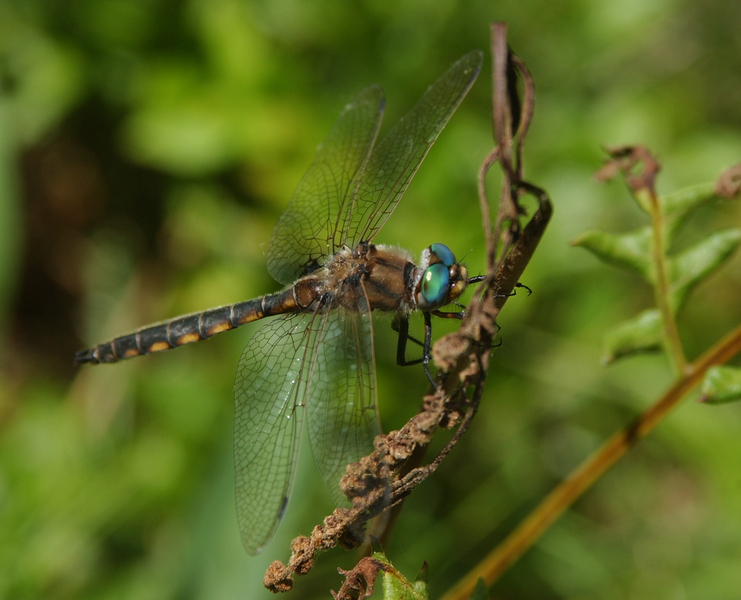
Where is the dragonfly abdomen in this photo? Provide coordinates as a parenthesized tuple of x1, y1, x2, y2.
(74, 287, 304, 365)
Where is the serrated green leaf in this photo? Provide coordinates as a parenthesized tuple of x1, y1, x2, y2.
(372, 553, 427, 600)
(700, 366, 741, 404)
(661, 184, 717, 217)
(571, 227, 653, 280)
(468, 578, 489, 600)
(413, 578, 429, 597)
(602, 309, 663, 364)
(668, 229, 741, 312)
(383, 570, 427, 600)
(660, 183, 717, 243)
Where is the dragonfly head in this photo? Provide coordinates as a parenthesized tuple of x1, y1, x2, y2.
(415, 243, 469, 311)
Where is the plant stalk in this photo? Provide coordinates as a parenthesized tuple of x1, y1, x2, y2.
(644, 189, 687, 373)
(439, 321, 741, 600)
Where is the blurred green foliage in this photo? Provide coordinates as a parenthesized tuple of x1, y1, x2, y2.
(1, 1, 741, 599)
(573, 174, 741, 365)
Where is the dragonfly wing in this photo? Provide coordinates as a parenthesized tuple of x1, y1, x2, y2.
(233, 313, 322, 555)
(346, 50, 483, 246)
(306, 306, 381, 508)
(266, 86, 385, 285)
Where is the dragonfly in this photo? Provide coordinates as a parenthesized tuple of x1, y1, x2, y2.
(75, 50, 483, 555)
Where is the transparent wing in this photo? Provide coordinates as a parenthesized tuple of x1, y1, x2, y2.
(306, 306, 381, 507)
(266, 86, 385, 285)
(233, 313, 322, 555)
(346, 50, 483, 245)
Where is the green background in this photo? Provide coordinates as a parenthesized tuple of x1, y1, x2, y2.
(1, 1, 740, 598)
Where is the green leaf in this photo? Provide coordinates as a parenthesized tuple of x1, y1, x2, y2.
(700, 366, 741, 404)
(414, 562, 429, 596)
(668, 229, 741, 312)
(631, 187, 654, 215)
(660, 183, 717, 244)
(7, 36, 86, 146)
(123, 103, 237, 176)
(382, 570, 427, 600)
(372, 553, 428, 600)
(468, 578, 489, 600)
(602, 309, 663, 364)
(571, 227, 653, 280)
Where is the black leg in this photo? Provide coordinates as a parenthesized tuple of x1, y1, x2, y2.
(495, 281, 533, 299)
(420, 312, 435, 386)
(393, 317, 425, 353)
(516, 282, 533, 295)
(394, 314, 437, 387)
(396, 317, 423, 367)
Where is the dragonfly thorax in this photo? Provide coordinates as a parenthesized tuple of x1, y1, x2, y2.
(314, 243, 417, 315)
(314, 242, 468, 315)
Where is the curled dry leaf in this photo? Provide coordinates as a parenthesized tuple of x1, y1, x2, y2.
(714, 162, 741, 198)
(595, 145, 660, 200)
(331, 557, 391, 600)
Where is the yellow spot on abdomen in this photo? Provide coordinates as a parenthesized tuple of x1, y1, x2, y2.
(148, 341, 170, 353)
(237, 311, 260, 324)
(176, 332, 200, 345)
(206, 322, 231, 336)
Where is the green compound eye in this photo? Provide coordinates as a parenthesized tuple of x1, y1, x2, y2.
(421, 263, 450, 307)
(429, 243, 456, 267)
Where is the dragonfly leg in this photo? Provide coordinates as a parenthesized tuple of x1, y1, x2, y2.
(420, 312, 435, 386)
(494, 281, 532, 298)
(394, 314, 436, 387)
(431, 301, 466, 320)
(394, 317, 424, 365)
(392, 317, 424, 350)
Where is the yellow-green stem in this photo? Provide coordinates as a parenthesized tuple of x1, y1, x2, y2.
(439, 321, 741, 600)
(643, 188, 687, 373)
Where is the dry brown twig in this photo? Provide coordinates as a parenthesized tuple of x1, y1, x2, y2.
(263, 22, 552, 595)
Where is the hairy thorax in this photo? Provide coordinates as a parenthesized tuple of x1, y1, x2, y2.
(292, 243, 420, 316)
